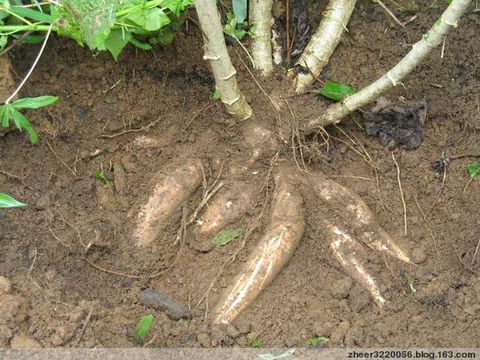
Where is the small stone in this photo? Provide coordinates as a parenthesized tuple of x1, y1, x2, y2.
(331, 277, 353, 299)
(0, 276, 12, 294)
(411, 247, 427, 264)
(348, 286, 371, 312)
(0, 294, 26, 325)
(10, 334, 42, 348)
(140, 289, 191, 320)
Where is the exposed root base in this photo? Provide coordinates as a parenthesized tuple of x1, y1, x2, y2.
(129, 124, 412, 325)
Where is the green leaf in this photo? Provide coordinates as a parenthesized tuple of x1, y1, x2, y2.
(135, 314, 153, 343)
(0, 35, 7, 50)
(51, 0, 117, 50)
(467, 161, 480, 178)
(1, 0, 10, 10)
(10, 108, 38, 144)
(125, 9, 146, 28)
(95, 169, 113, 184)
(148, 28, 175, 46)
(211, 88, 221, 101)
(12, 96, 58, 109)
(0, 193, 26, 208)
(212, 228, 241, 246)
(308, 336, 329, 347)
(19, 34, 45, 44)
(232, 0, 247, 23)
(10, 6, 52, 23)
(104, 29, 131, 61)
(247, 338, 263, 348)
(144, 7, 170, 31)
(129, 37, 152, 50)
(318, 81, 356, 102)
(163, 0, 193, 17)
(0, 104, 11, 128)
(223, 13, 247, 40)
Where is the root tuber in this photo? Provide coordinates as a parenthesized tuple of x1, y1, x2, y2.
(133, 159, 203, 247)
(213, 166, 305, 324)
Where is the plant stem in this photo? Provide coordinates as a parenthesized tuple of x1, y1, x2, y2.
(249, 0, 274, 76)
(194, 0, 252, 119)
(5, 25, 52, 104)
(305, 0, 472, 132)
(290, 0, 356, 93)
(0, 24, 50, 34)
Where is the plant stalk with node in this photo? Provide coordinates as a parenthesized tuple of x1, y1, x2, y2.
(194, 0, 252, 119)
(305, 0, 473, 131)
(249, 0, 274, 76)
(289, 0, 357, 93)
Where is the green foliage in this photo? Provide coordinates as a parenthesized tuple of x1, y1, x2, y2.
(308, 336, 329, 347)
(247, 338, 263, 348)
(212, 228, 241, 246)
(467, 161, 480, 178)
(95, 163, 113, 185)
(134, 314, 153, 343)
(0, 193, 26, 208)
(0, 0, 193, 60)
(0, 96, 58, 144)
(51, 0, 116, 50)
(211, 88, 221, 101)
(318, 81, 356, 102)
(224, 12, 251, 41)
(232, 0, 247, 23)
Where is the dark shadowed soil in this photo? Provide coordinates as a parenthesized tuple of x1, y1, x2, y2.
(1, 0, 480, 349)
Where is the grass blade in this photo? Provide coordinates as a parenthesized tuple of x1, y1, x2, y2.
(0, 193, 27, 208)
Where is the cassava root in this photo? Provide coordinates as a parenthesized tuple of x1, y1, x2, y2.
(133, 159, 203, 247)
(213, 166, 305, 324)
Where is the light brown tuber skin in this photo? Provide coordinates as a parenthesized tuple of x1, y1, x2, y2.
(129, 125, 411, 324)
(307, 173, 412, 264)
(133, 159, 203, 247)
(191, 182, 257, 252)
(212, 166, 305, 325)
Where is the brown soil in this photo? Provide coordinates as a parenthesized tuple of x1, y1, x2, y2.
(1, 1, 480, 348)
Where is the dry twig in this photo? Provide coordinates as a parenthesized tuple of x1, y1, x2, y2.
(392, 152, 408, 236)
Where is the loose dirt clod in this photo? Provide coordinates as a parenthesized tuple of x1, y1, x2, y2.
(212, 166, 305, 324)
(140, 289, 192, 320)
(9, 334, 42, 348)
(133, 159, 203, 247)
